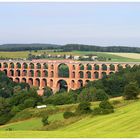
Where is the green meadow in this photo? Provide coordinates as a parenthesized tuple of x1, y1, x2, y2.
(0, 50, 140, 62)
(0, 98, 140, 138)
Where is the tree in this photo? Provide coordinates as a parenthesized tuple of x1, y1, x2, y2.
(63, 111, 75, 119)
(93, 89, 109, 101)
(123, 82, 140, 100)
(94, 100, 114, 115)
(43, 87, 53, 97)
(42, 116, 49, 126)
(99, 100, 114, 110)
(76, 102, 92, 114)
(24, 98, 36, 108)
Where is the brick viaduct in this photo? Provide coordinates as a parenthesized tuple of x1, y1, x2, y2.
(0, 59, 139, 93)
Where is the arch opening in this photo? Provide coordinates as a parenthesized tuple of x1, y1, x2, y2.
(22, 70, 27, 76)
(9, 70, 14, 76)
(36, 63, 41, 69)
(79, 64, 84, 70)
(78, 80, 83, 88)
(35, 78, 40, 87)
(16, 63, 21, 69)
(58, 63, 69, 78)
(94, 64, 99, 70)
(29, 63, 34, 69)
(79, 71, 84, 78)
(94, 71, 99, 79)
(57, 80, 68, 92)
(15, 70, 20, 76)
(28, 78, 33, 86)
(42, 70, 48, 77)
(43, 63, 48, 69)
(72, 71, 75, 78)
(71, 80, 75, 89)
(86, 64, 92, 70)
(3, 62, 8, 68)
(23, 63, 28, 69)
(102, 64, 107, 71)
(35, 70, 41, 77)
(42, 79, 47, 87)
(86, 71, 91, 79)
(10, 62, 14, 68)
(21, 78, 26, 83)
(110, 64, 115, 71)
(102, 72, 107, 78)
(29, 70, 34, 77)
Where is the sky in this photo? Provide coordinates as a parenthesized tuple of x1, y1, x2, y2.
(0, 2, 140, 47)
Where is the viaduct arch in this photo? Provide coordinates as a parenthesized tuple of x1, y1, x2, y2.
(0, 59, 140, 93)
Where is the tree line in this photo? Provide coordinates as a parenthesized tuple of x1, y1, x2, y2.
(0, 43, 140, 53)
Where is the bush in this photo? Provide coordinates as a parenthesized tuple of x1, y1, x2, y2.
(93, 107, 102, 115)
(123, 82, 140, 100)
(101, 109, 114, 114)
(42, 116, 49, 126)
(44, 93, 74, 105)
(93, 89, 109, 101)
(99, 100, 114, 110)
(98, 100, 114, 114)
(112, 100, 121, 105)
(76, 102, 92, 114)
(23, 98, 36, 108)
(63, 111, 75, 119)
(10, 106, 21, 115)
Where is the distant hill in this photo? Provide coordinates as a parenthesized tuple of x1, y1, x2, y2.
(0, 44, 61, 51)
(0, 43, 140, 53)
(61, 44, 140, 53)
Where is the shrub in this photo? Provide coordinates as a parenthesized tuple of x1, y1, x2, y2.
(42, 116, 49, 126)
(44, 93, 74, 105)
(23, 98, 36, 108)
(63, 111, 75, 119)
(76, 102, 92, 114)
(99, 100, 114, 110)
(10, 106, 21, 115)
(93, 89, 109, 101)
(112, 100, 121, 105)
(98, 100, 114, 114)
(93, 107, 102, 115)
(101, 109, 114, 114)
(123, 82, 139, 100)
(43, 87, 53, 97)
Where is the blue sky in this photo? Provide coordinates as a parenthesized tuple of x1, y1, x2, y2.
(0, 3, 140, 46)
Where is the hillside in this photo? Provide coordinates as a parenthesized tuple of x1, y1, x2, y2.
(0, 99, 140, 138)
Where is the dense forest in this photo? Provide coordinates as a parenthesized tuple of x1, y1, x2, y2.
(0, 43, 140, 53)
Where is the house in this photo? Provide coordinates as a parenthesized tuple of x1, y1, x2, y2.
(65, 55, 70, 59)
(73, 55, 80, 60)
(91, 55, 98, 60)
(82, 56, 90, 59)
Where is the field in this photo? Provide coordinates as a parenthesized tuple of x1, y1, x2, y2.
(108, 52, 140, 59)
(0, 50, 140, 62)
(0, 98, 140, 138)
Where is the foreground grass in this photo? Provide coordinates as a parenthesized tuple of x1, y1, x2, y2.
(0, 99, 140, 137)
(0, 113, 63, 131)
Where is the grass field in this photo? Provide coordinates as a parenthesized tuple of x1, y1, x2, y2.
(0, 50, 140, 62)
(0, 98, 140, 138)
(0, 113, 63, 131)
(108, 52, 140, 59)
